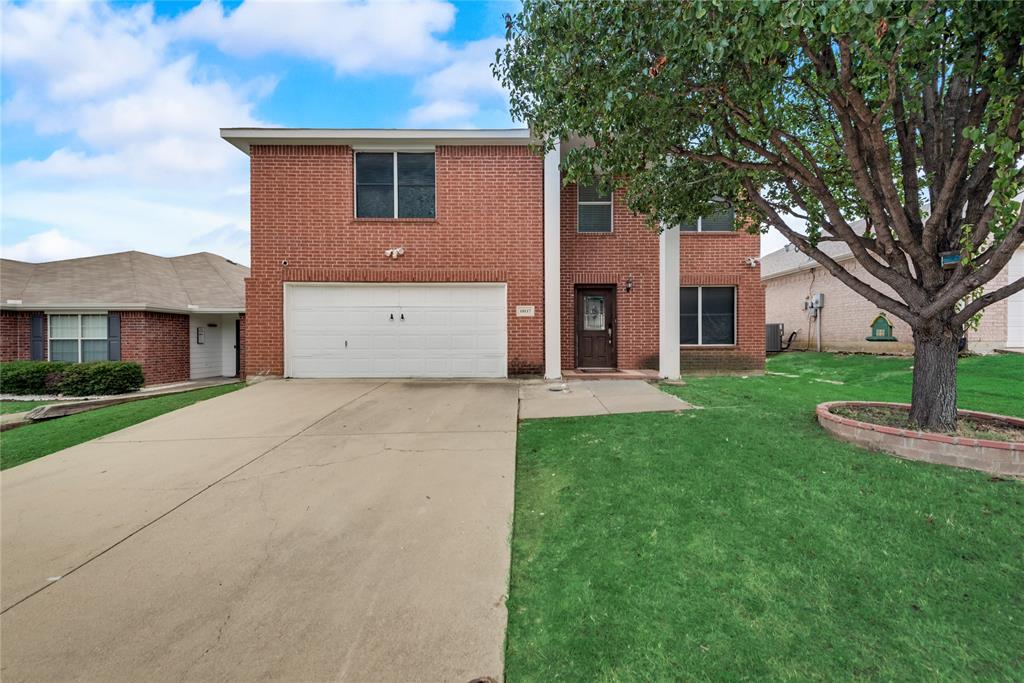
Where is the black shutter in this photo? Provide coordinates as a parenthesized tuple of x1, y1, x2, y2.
(107, 314, 121, 361)
(30, 313, 45, 360)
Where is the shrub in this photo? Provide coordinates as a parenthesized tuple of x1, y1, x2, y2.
(0, 361, 144, 396)
(0, 361, 67, 395)
(58, 362, 145, 396)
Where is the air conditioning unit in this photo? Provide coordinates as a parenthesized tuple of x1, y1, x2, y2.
(766, 323, 784, 353)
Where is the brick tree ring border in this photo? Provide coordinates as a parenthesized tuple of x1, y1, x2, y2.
(816, 401, 1024, 477)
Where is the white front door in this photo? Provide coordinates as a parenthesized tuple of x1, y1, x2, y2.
(285, 284, 508, 378)
(189, 314, 224, 379)
(1008, 249, 1024, 348)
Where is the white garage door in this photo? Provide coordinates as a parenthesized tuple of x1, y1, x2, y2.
(285, 284, 507, 378)
(1008, 249, 1024, 348)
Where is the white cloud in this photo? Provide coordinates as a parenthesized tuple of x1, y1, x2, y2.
(2, 230, 101, 263)
(1, 2, 166, 102)
(408, 100, 478, 127)
(408, 37, 512, 126)
(173, 0, 456, 74)
(1, 0, 513, 266)
(2, 187, 251, 264)
(1, 1, 267, 263)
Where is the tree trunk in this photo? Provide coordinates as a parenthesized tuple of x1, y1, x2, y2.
(908, 319, 960, 432)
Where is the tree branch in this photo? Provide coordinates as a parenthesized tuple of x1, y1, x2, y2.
(742, 177, 921, 324)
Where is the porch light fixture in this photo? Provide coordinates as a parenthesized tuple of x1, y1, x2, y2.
(624, 274, 634, 292)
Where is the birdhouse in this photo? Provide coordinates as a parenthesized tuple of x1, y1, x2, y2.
(866, 314, 897, 342)
(939, 251, 961, 270)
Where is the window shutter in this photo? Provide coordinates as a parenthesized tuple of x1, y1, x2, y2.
(107, 314, 121, 361)
(30, 313, 45, 360)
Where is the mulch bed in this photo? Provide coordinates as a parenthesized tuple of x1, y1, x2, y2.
(832, 405, 1024, 443)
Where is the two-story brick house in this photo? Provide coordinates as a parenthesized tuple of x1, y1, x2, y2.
(221, 128, 764, 380)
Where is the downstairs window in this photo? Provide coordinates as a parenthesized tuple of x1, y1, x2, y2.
(49, 314, 109, 362)
(680, 287, 736, 345)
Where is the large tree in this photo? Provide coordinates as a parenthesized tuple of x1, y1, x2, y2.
(495, 0, 1024, 430)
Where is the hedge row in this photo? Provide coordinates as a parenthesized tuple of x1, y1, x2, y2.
(0, 361, 145, 396)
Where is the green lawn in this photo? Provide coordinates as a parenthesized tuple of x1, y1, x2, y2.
(0, 400, 52, 415)
(0, 383, 245, 470)
(507, 353, 1024, 681)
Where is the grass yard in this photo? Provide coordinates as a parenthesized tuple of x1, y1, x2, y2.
(0, 383, 244, 470)
(507, 353, 1024, 681)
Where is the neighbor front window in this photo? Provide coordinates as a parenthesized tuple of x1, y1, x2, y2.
(679, 205, 735, 232)
(577, 184, 612, 232)
(355, 152, 435, 218)
(680, 287, 736, 345)
(49, 314, 108, 362)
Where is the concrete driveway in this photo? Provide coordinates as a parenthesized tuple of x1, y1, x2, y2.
(1, 380, 518, 682)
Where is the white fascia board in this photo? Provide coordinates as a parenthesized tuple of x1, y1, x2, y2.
(3, 303, 244, 315)
(221, 127, 537, 155)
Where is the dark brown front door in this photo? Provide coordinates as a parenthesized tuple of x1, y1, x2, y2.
(576, 286, 616, 369)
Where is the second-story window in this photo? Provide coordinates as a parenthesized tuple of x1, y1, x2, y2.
(577, 184, 613, 232)
(679, 204, 735, 232)
(355, 152, 435, 219)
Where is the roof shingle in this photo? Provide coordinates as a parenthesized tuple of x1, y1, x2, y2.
(0, 251, 248, 313)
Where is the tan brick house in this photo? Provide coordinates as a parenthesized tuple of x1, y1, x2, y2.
(222, 128, 765, 380)
(1, 251, 247, 384)
(762, 239, 1024, 354)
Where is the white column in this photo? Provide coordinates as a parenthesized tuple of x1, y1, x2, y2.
(659, 225, 681, 379)
(543, 140, 562, 380)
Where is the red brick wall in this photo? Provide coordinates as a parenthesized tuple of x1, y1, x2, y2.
(246, 144, 545, 377)
(1, 311, 42, 361)
(559, 183, 765, 372)
(560, 182, 660, 370)
(2, 310, 193, 384)
(680, 232, 765, 371)
(120, 311, 190, 384)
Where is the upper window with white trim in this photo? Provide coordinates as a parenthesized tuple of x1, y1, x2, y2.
(49, 314, 108, 362)
(355, 152, 435, 219)
(577, 184, 613, 232)
(680, 286, 736, 345)
(679, 205, 735, 232)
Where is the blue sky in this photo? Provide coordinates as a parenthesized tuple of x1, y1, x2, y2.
(2, 0, 786, 265)
(1, 0, 520, 265)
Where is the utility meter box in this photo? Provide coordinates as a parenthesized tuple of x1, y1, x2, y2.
(810, 293, 825, 309)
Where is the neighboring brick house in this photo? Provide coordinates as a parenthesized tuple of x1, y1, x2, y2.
(762, 240, 1024, 354)
(1, 251, 248, 385)
(222, 128, 765, 380)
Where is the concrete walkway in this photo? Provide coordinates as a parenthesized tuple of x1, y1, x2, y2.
(1, 379, 518, 682)
(519, 379, 693, 419)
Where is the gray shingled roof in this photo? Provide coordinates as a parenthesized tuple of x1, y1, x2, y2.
(0, 251, 248, 313)
(760, 240, 855, 280)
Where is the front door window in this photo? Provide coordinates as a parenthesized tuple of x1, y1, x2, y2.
(583, 296, 605, 330)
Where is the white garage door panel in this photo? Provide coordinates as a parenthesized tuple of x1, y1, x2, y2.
(286, 284, 507, 378)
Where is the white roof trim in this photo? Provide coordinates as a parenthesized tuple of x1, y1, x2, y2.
(2, 303, 244, 315)
(221, 128, 537, 154)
